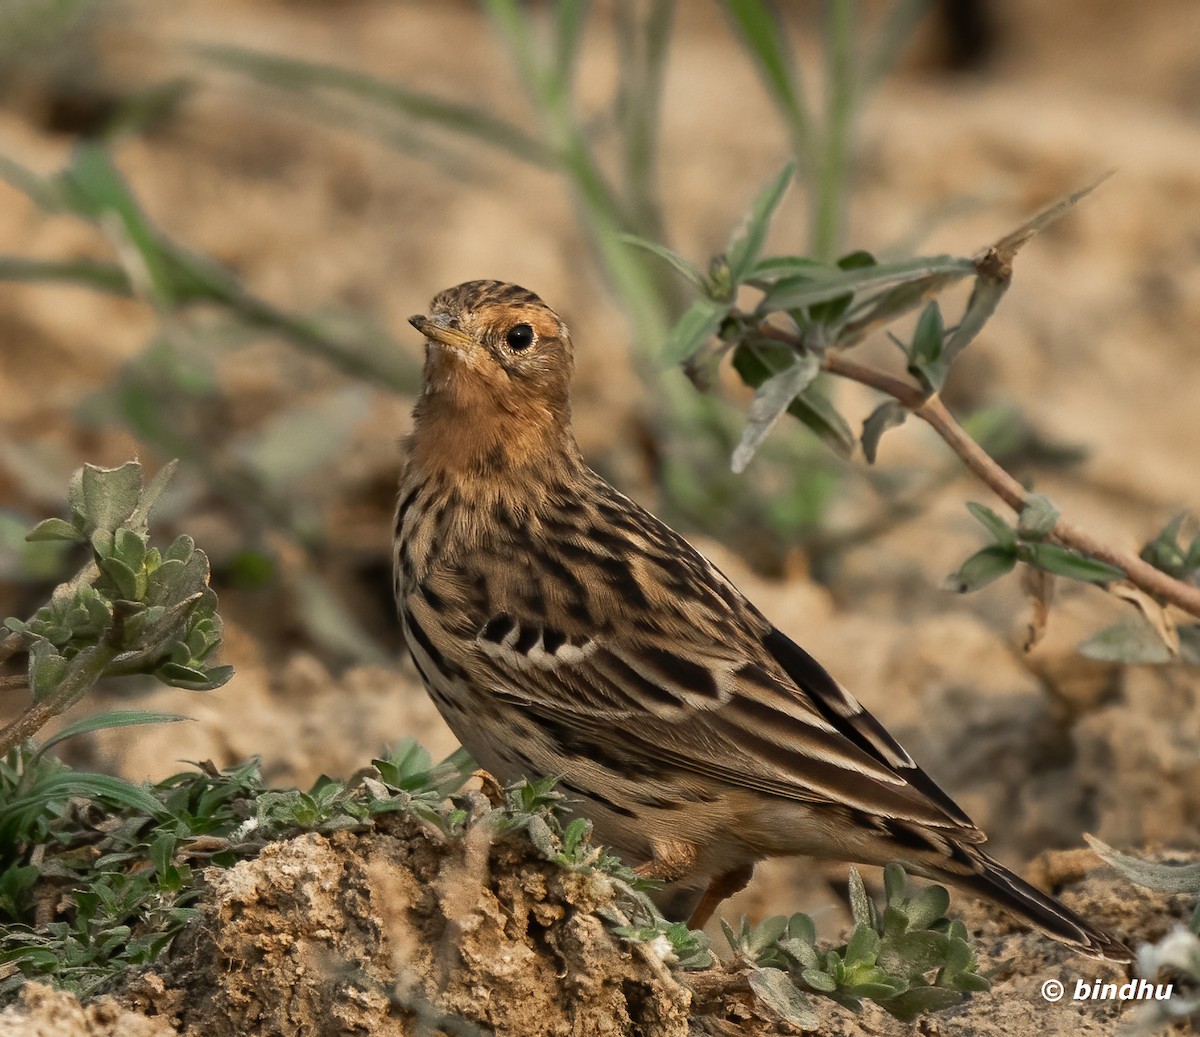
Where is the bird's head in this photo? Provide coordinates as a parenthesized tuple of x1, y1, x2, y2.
(409, 280, 574, 412)
(406, 280, 579, 475)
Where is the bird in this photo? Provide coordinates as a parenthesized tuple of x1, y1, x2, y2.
(394, 278, 1131, 963)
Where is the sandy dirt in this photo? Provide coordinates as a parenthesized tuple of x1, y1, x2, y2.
(1, 0, 1199, 1033)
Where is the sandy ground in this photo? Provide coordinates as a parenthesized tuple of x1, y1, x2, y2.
(1, 1, 1199, 1033)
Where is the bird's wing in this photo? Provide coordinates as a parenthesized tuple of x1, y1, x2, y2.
(466, 611, 982, 840)
(416, 478, 985, 842)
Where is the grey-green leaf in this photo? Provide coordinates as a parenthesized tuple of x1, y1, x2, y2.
(965, 502, 1017, 549)
(904, 884, 950, 930)
(727, 163, 795, 283)
(619, 234, 707, 291)
(72, 462, 143, 535)
(25, 518, 86, 544)
(861, 401, 908, 464)
(1086, 835, 1200, 894)
(756, 256, 972, 315)
(731, 353, 820, 473)
(847, 866, 873, 928)
(747, 967, 819, 1028)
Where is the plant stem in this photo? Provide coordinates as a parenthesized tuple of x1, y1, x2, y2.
(0, 641, 120, 756)
(750, 320, 1200, 618)
(814, 0, 856, 261)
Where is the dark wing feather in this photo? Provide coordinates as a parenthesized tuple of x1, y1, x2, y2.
(761, 626, 978, 831)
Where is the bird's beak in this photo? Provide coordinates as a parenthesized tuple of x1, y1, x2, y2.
(408, 313, 473, 351)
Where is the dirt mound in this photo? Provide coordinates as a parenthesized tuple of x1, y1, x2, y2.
(126, 813, 693, 1037)
(3, 816, 1190, 1036)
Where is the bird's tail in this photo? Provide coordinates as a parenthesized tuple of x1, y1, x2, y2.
(936, 847, 1132, 963)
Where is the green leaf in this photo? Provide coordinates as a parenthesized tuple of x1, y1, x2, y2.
(618, 234, 707, 291)
(293, 572, 386, 663)
(808, 251, 879, 325)
(97, 554, 140, 602)
(24, 518, 86, 544)
(906, 302, 947, 392)
(28, 641, 69, 700)
(947, 545, 1017, 593)
(731, 353, 820, 474)
(790, 383, 855, 459)
(950, 542, 1017, 590)
(1021, 543, 1123, 584)
(38, 711, 189, 755)
(942, 271, 1007, 368)
(800, 966, 837, 992)
(843, 979, 908, 1000)
(841, 265, 977, 346)
(1017, 493, 1060, 539)
(727, 164, 795, 283)
(61, 146, 175, 305)
(883, 985, 965, 1023)
(883, 863, 908, 903)
(965, 502, 1017, 549)
(198, 44, 553, 167)
(746, 915, 790, 957)
(747, 967, 819, 1028)
(4, 771, 168, 825)
(787, 912, 817, 945)
(113, 528, 146, 571)
(756, 256, 973, 314)
(719, 0, 811, 145)
(549, 0, 589, 94)
(748, 256, 828, 282)
(861, 401, 908, 464)
(156, 662, 233, 691)
(844, 925, 881, 967)
(663, 296, 731, 363)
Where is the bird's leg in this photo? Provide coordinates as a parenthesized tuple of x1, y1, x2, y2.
(686, 863, 756, 929)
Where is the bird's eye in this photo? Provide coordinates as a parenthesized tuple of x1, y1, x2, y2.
(505, 323, 535, 351)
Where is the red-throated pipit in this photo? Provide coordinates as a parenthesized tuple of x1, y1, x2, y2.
(396, 279, 1130, 962)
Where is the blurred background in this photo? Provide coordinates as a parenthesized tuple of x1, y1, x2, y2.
(1, 0, 1198, 924)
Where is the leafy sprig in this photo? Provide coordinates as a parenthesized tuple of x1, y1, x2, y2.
(632, 166, 1200, 655)
(721, 864, 989, 1026)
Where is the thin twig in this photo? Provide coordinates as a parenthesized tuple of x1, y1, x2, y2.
(752, 321, 1200, 619)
